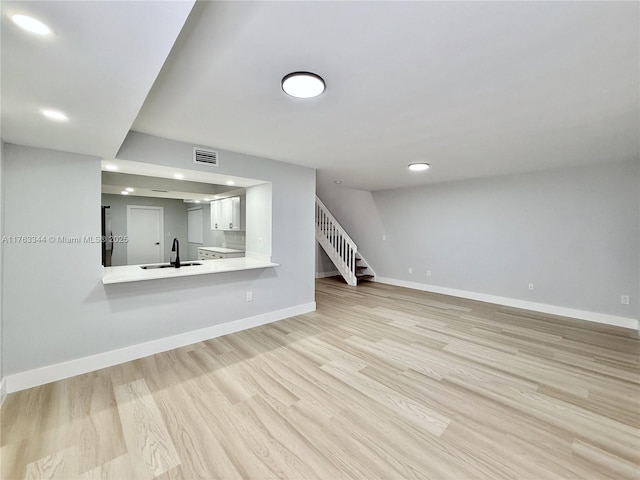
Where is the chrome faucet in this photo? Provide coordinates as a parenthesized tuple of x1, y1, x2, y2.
(171, 237, 180, 268)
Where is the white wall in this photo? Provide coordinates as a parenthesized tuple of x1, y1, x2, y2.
(3, 136, 315, 388)
(318, 161, 639, 323)
(246, 183, 272, 258)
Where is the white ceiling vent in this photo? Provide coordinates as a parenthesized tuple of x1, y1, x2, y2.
(193, 147, 218, 167)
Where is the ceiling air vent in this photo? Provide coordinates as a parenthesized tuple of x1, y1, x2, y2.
(193, 147, 219, 167)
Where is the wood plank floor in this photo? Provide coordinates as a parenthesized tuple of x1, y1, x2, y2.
(2, 277, 639, 479)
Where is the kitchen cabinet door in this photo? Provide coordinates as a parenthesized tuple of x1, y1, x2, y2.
(210, 199, 223, 230)
(228, 196, 241, 230)
(210, 196, 242, 231)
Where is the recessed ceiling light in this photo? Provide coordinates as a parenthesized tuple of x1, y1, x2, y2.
(226, 180, 235, 186)
(333, 180, 343, 184)
(12, 14, 52, 36)
(173, 173, 184, 180)
(104, 164, 118, 171)
(120, 191, 129, 195)
(195, 200, 200, 204)
(204, 198, 211, 202)
(125, 187, 134, 192)
(41, 109, 68, 121)
(408, 163, 430, 172)
(282, 72, 325, 98)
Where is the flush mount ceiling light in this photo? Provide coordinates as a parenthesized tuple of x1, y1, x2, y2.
(125, 187, 134, 192)
(408, 163, 430, 172)
(120, 191, 129, 195)
(12, 14, 52, 35)
(282, 72, 325, 98)
(41, 109, 68, 121)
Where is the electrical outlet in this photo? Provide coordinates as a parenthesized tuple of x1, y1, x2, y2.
(528, 283, 534, 291)
(426, 270, 431, 277)
(408, 267, 413, 274)
(246, 291, 253, 302)
(258, 238, 263, 245)
(621, 295, 630, 305)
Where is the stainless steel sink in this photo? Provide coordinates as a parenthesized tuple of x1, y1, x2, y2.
(140, 262, 202, 269)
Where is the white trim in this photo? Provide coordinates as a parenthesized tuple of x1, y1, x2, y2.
(375, 277, 638, 331)
(316, 270, 340, 279)
(5, 302, 316, 394)
(0, 378, 6, 406)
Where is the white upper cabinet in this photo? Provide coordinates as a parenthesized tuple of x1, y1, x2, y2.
(210, 196, 242, 230)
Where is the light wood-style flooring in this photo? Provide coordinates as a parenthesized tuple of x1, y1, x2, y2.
(2, 277, 639, 479)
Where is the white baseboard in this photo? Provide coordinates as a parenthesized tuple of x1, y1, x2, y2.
(375, 277, 638, 331)
(316, 270, 340, 279)
(5, 302, 316, 394)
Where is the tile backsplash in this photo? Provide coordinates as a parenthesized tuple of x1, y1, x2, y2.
(223, 231, 246, 250)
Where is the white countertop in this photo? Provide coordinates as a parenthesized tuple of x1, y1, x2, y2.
(198, 247, 245, 254)
(102, 257, 278, 284)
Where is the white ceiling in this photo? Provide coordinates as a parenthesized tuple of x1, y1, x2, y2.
(2, 1, 638, 191)
(1, 1, 194, 158)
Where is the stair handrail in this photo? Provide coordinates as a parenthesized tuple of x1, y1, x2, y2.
(315, 196, 358, 252)
(316, 196, 359, 286)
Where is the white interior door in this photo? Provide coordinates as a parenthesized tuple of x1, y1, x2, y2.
(127, 206, 164, 265)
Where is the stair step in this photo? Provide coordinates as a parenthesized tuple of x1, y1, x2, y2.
(356, 274, 374, 284)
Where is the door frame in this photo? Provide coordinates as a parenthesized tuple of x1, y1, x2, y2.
(126, 205, 164, 264)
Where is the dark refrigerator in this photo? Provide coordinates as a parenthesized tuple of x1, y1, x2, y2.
(101, 206, 113, 266)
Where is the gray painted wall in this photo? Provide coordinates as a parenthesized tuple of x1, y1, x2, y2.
(318, 161, 639, 319)
(3, 136, 315, 376)
(316, 243, 337, 276)
(0, 141, 4, 392)
(102, 194, 190, 265)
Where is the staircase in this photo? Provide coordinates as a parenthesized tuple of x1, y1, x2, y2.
(315, 196, 376, 286)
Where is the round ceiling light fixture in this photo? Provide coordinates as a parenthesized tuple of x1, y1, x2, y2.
(12, 14, 52, 35)
(282, 72, 325, 98)
(408, 163, 430, 172)
(41, 109, 68, 121)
